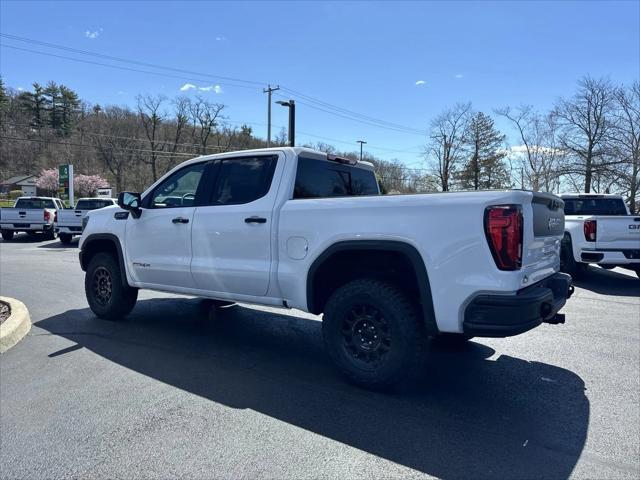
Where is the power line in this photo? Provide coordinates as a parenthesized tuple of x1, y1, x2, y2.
(280, 86, 425, 134)
(0, 135, 201, 157)
(274, 92, 425, 136)
(0, 44, 262, 92)
(0, 33, 265, 87)
(0, 33, 428, 138)
(1, 133, 432, 172)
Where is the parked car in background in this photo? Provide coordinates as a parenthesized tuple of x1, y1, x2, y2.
(0, 196, 63, 241)
(55, 197, 117, 244)
(79, 147, 572, 389)
(560, 193, 640, 279)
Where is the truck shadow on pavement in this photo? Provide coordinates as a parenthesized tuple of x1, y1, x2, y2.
(572, 267, 640, 297)
(37, 298, 589, 480)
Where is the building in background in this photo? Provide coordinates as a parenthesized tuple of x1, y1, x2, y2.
(0, 175, 38, 196)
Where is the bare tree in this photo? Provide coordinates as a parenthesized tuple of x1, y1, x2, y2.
(425, 102, 472, 191)
(611, 82, 640, 213)
(137, 94, 167, 181)
(163, 96, 190, 173)
(554, 76, 616, 192)
(187, 96, 225, 155)
(88, 106, 140, 192)
(497, 105, 566, 192)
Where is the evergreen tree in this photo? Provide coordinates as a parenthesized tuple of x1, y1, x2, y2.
(59, 85, 80, 136)
(44, 81, 61, 131)
(18, 82, 47, 128)
(457, 112, 510, 190)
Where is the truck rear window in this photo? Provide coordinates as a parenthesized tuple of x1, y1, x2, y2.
(563, 198, 627, 216)
(75, 200, 115, 210)
(294, 157, 379, 199)
(14, 198, 56, 209)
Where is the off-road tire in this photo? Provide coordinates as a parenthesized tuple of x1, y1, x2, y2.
(322, 278, 426, 390)
(85, 252, 138, 320)
(59, 233, 73, 245)
(560, 235, 587, 278)
(1, 230, 14, 241)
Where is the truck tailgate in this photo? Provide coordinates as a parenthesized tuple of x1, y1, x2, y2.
(522, 192, 565, 283)
(57, 209, 86, 227)
(595, 215, 640, 249)
(0, 208, 47, 224)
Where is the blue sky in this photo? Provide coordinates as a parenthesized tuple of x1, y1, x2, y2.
(1, 0, 638, 165)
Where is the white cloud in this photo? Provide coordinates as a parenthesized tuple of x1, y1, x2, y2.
(415, 80, 425, 86)
(509, 144, 561, 155)
(199, 84, 223, 94)
(215, 36, 227, 41)
(116, 91, 126, 96)
(180, 83, 197, 91)
(85, 28, 103, 39)
(17, 86, 24, 91)
(454, 74, 464, 79)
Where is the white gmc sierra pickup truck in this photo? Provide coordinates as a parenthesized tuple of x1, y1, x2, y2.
(79, 147, 572, 388)
(0, 196, 63, 241)
(560, 193, 640, 279)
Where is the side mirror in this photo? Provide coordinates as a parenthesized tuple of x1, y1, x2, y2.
(117, 192, 142, 218)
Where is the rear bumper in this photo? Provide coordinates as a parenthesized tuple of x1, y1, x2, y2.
(463, 272, 573, 338)
(55, 226, 82, 235)
(580, 248, 640, 265)
(0, 223, 53, 232)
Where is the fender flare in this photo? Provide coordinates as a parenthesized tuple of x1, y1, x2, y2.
(306, 240, 439, 335)
(79, 233, 129, 287)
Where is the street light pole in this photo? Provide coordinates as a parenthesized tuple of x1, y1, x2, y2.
(276, 99, 296, 147)
(357, 140, 367, 161)
(263, 85, 280, 147)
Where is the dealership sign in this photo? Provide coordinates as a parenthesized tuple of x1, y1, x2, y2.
(58, 164, 74, 205)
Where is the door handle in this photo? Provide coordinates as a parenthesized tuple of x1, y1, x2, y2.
(172, 217, 189, 224)
(244, 216, 267, 224)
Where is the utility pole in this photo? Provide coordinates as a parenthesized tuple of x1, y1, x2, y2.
(263, 85, 280, 147)
(276, 99, 295, 147)
(357, 140, 367, 161)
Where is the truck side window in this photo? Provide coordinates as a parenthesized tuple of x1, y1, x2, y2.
(294, 157, 379, 199)
(209, 156, 277, 205)
(150, 162, 205, 208)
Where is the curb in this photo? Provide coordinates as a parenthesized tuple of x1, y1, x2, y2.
(0, 296, 31, 353)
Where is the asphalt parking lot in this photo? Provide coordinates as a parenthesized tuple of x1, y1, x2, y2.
(1, 234, 639, 479)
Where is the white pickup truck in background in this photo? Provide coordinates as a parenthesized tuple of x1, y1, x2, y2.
(55, 198, 117, 244)
(79, 147, 573, 389)
(560, 194, 640, 279)
(0, 197, 63, 241)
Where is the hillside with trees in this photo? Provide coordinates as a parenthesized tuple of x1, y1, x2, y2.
(0, 76, 637, 211)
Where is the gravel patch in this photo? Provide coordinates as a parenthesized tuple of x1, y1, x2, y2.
(0, 300, 10, 325)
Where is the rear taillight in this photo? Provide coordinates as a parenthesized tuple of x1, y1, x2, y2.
(484, 205, 523, 271)
(44, 210, 51, 222)
(583, 220, 597, 242)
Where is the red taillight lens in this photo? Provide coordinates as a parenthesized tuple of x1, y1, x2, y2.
(583, 220, 597, 242)
(484, 205, 523, 271)
(44, 210, 51, 222)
